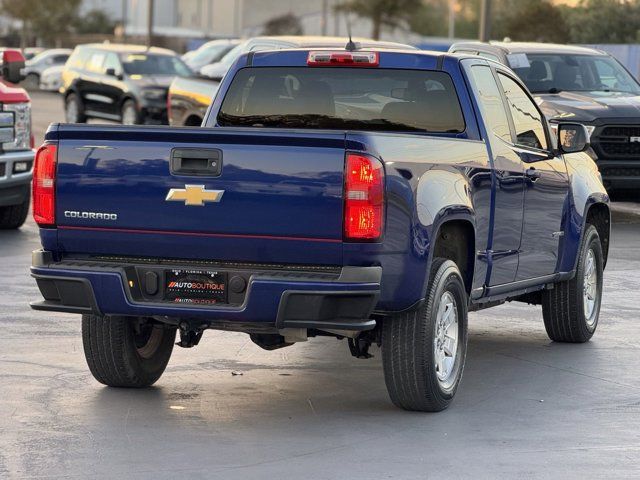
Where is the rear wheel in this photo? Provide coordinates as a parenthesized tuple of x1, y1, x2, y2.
(381, 258, 468, 412)
(0, 197, 30, 229)
(65, 94, 87, 123)
(542, 225, 603, 343)
(24, 73, 39, 90)
(82, 315, 176, 387)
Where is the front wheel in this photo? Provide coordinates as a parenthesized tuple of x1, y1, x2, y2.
(542, 225, 603, 343)
(381, 258, 468, 412)
(121, 99, 142, 125)
(82, 315, 176, 387)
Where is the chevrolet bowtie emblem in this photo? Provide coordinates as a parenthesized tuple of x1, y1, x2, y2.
(165, 185, 224, 206)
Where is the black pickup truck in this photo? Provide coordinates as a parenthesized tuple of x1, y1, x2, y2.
(450, 41, 640, 192)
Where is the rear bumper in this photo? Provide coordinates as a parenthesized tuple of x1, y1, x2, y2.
(30, 250, 381, 332)
(0, 149, 34, 207)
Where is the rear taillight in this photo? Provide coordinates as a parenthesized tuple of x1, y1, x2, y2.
(307, 51, 379, 67)
(32, 143, 57, 226)
(344, 153, 384, 241)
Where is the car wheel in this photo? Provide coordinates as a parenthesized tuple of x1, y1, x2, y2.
(0, 197, 30, 229)
(381, 258, 468, 412)
(82, 315, 176, 387)
(542, 225, 604, 343)
(121, 99, 141, 125)
(24, 73, 40, 90)
(65, 94, 87, 123)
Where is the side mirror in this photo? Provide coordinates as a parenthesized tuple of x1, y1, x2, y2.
(106, 67, 116, 76)
(557, 123, 590, 154)
(1, 49, 26, 84)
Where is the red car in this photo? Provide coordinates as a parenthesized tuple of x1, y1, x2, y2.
(0, 49, 33, 229)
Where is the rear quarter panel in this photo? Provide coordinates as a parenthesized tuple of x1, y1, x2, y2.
(344, 133, 491, 311)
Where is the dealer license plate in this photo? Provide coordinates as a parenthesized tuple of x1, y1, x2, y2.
(164, 269, 228, 305)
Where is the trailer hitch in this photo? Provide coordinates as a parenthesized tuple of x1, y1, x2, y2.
(176, 321, 205, 348)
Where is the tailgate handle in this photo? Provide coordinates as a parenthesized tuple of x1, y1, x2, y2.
(170, 148, 222, 176)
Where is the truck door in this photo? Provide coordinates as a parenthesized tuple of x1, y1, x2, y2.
(465, 62, 525, 286)
(495, 72, 570, 280)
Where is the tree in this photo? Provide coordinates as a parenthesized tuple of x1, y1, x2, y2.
(563, 0, 640, 43)
(73, 9, 117, 35)
(494, 0, 569, 43)
(262, 13, 303, 36)
(1, 0, 81, 47)
(336, 0, 423, 40)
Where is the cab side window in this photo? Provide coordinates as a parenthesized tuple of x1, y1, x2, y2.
(103, 53, 122, 76)
(498, 73, 548, 150)
(469, 66, 511, 143)
(86, 52, 106, 73)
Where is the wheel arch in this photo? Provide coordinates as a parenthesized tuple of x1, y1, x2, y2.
(584, 201, 610, 268)
(427, 213, 477, 296)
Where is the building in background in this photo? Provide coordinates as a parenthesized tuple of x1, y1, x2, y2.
(122, 0, 424, 45)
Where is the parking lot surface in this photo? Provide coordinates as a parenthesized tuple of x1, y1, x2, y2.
(0, 92, 639, 479)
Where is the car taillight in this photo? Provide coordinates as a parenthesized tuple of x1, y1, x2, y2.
(32, 143, 57, 226)
(307, 51, 379, 67)
(344, 153, 384, 241)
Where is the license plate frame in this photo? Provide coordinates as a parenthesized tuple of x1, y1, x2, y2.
(164, 269, 228, 305)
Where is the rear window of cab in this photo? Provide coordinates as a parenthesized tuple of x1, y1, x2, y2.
(217, 67, 465, 134)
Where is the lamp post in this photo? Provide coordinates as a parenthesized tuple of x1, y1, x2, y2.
(479, 0, 492, 42)
(146, 0, 154, 48)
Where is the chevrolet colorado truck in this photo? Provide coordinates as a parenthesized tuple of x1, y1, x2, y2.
(30, 47, 610, 412)
(449, 42, 640, 192)
(0, 49, 33, 229)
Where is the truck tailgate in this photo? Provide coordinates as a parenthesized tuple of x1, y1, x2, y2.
(51, 125, 346, 265)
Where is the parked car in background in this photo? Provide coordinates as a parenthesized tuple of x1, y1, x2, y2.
(0, 49, 34, 229)
(168, 36, 416, 126)
(21, 48, 72, 89)
(39, 64, 64, 92)
(449, 41, 640, 192)
(22, 47, 45, 61)
(183, 39, 240, 74)
(61, 44, 192, 125)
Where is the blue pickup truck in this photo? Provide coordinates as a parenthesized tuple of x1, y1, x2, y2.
(30, 46, 610, 412)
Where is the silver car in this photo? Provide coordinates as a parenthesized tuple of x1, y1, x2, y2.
(21, 48, 72, 89)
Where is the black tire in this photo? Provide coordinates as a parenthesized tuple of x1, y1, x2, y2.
(0, 197, 30, 229)
(82, 315, 176, 387)
(381, 258, 468, 412)
(121, 99, 142, 125)
(542, 225, 603, 343)
(24, 73, 40, 90)
(65, 93, 87, 123)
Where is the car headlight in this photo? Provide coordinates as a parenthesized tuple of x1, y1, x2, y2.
(141, 88, 167, 100)
(2, 102, 31, 151)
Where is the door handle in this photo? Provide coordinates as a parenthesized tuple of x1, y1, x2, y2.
(525, 167, 541, 181)
(170, 148, 222, 176)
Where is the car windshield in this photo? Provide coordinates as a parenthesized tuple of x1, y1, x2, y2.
(218, 67, 465, 133)
(510, 53, 640, 94)
(189, 43, 236, 67)
(217, 43, 247, 67)
(122, 53, 192, 76)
